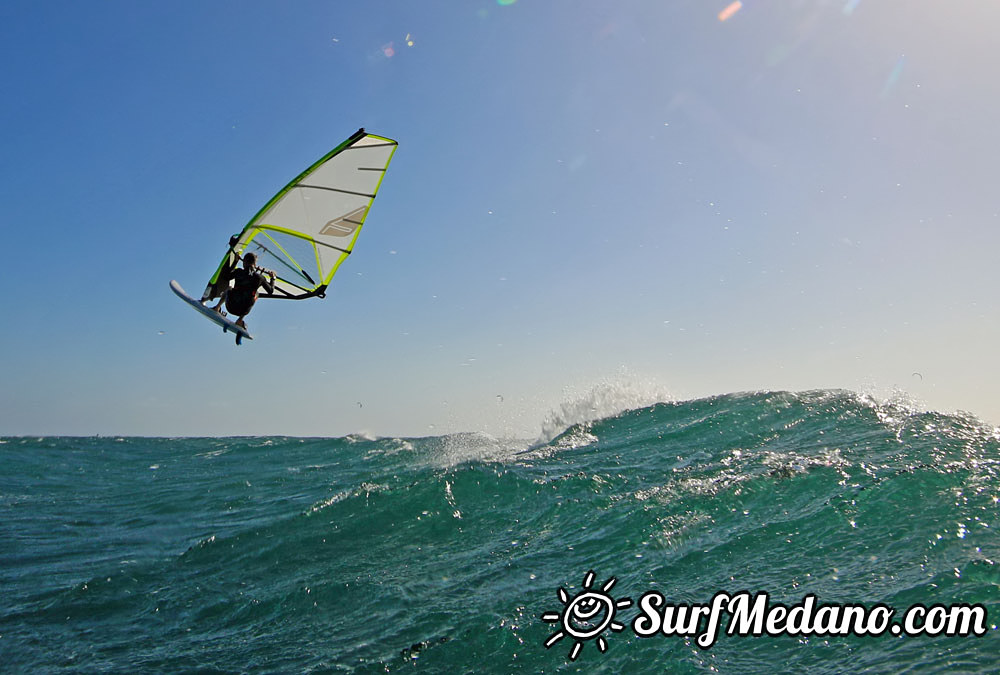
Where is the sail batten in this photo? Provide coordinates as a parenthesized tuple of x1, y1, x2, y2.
(298, 184, 377, 198)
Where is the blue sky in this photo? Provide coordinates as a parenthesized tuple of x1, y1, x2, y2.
(2, 0, 999, 437)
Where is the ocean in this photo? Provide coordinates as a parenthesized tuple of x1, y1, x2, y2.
(2, 389, 998, 673)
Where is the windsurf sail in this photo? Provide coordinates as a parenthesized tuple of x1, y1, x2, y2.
(202, 128, 397, 302)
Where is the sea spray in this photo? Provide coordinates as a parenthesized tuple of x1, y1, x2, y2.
(536, 378, 674, 445)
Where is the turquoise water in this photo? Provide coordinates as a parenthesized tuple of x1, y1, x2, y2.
(2, 390, 999, 672)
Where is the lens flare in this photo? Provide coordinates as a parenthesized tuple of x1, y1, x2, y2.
(881, 54, 905, 97)
(718, 1, 742, 22)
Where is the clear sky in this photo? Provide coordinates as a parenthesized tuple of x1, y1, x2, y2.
(2, 0, 998, 438)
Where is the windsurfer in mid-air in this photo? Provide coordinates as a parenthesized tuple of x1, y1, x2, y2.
(208, 252, 275, 329)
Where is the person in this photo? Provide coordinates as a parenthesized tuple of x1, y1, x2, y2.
(209, 252, 275, 329)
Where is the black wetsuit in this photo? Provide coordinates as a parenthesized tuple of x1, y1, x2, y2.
(225, 268, 274, 316)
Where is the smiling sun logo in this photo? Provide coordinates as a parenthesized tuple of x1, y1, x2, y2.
(541, 571, 632, 661)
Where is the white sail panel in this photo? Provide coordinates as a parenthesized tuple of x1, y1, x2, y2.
(203, 129, 397, 301)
